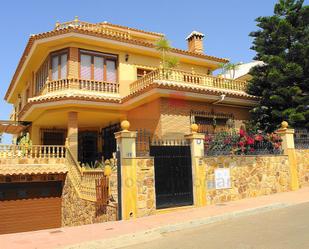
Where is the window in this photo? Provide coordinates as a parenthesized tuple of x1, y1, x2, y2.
(35, 58, 49, 93)
(51, 51, 68, 80)
(137, 68, 152, 79)
(106, 60, 117, 82)
(80, 54, 91, 79)
(79, 50, 117, 82)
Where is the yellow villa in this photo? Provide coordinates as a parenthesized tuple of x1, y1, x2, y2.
(0, 18, 267, 234)
(4, 17, 257, 164)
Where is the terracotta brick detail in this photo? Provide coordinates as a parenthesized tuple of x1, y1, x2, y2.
(69, 47, 79, 78)
(67, 112, 78, 158)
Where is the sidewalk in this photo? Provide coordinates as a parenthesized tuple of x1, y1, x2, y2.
(1, 187, 309, 249)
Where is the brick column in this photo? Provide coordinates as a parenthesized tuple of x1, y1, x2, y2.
(276, 121, 299, 190)
(115, 120, 138, 220)
(185, 124, 206, 207)
(67, 112, 78, 159)
(68, 47, 79, 79)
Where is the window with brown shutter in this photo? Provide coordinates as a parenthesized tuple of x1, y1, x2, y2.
(50, 50, 68, 80)
(79, 49, 118, 82)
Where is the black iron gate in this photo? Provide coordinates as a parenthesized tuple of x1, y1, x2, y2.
(150, 140, 193, 209)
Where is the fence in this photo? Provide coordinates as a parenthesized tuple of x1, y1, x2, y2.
(294, 129, 309, 149)
(135, 129, 151, 157)
(204, 132, 282, 156)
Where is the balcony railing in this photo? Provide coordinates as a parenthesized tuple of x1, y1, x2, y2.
(54, 19, 131, 40)
(129, 68, 248, 94)
(40, 78, 119, 95)
(0, 145, 66, 159)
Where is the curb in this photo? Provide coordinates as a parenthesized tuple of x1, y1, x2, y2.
(60, 202, 290, 249)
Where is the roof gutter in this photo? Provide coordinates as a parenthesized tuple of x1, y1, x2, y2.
(212, 94, 226, 105)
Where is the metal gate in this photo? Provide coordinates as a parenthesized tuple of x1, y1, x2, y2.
(150, 140, 193, 209)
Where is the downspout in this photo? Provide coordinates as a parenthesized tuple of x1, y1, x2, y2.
(212, 94, 226, 105)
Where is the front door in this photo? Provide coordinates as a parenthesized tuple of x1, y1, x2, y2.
(150, 143, 193, 209)
(78, 131, 98, 165)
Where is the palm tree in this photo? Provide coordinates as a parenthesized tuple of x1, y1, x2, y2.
(219, 62, 240, 79)
(165, 56, 179, 69)
(155, 38, 171, 67)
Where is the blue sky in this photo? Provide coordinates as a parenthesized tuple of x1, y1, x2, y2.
(0, 0, 304, 142)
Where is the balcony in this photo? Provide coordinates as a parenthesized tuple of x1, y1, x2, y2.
(40, 78, 119, 95)
(129, 68, 249, 95)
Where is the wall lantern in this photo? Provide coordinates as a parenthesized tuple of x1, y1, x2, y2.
(125, 54, 129, 62)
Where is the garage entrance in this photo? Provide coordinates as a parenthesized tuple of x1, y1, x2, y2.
(0, 180, 63, 234)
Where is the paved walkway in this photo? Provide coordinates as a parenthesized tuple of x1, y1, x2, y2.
(1, 187, 309, 249)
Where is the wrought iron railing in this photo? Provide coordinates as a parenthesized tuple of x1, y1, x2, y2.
(129, 68, 249, 94)
(204, 132, 282, 156)
(294, 129, 309, 149)
(151, 138, 190, 146)
(135, 129, 151, 157)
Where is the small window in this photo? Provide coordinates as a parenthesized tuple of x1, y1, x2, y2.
(51, 51, 68, 80)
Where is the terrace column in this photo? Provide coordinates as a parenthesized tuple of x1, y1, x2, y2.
(185, 124, 206, 207)
(67, 112, 78, 159)
(276, 121, 299, 190)
(115, 120, 138, 220)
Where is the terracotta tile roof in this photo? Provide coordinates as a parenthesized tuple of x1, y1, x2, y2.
(123, 80, 259, 102)
(5, 24, 228, 100)
(0, 164, 67, 176)
(28, 90, 121, 103)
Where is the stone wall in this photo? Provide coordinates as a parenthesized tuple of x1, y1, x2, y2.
(62, 175, 117, 227)
(296, 149, 309, 187)
(136, 158, 156, 217)
(203, 155, 291, 204)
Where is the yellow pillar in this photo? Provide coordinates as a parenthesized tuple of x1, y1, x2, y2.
(115, 120, 138, 220)
(67, 112, 78, 159)
(29, 125, 40, 145)
(185, 124, 206, 207)
(276, 121, 299, 190)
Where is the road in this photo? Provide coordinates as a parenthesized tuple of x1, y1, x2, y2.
(120, 202, 309, 249)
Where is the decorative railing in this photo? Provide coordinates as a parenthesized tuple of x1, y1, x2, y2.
(129, 68, 248, 94)
(54, 19, 131, 40)
(0, 145, 66, 159)
(40, 78, 119, 95)
(204, 132, 282, 157)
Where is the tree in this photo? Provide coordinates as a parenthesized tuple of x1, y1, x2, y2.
(248, 0, 309, 132)
(155, 37, 179, 69)
(219, 62, 241, 79)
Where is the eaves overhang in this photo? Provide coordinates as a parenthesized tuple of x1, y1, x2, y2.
(5, 27, 229, 102)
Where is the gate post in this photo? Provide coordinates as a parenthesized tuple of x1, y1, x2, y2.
(276, 121, 299, 190)
(114, 120, 138, 220)
(185, 124, 206, 207)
